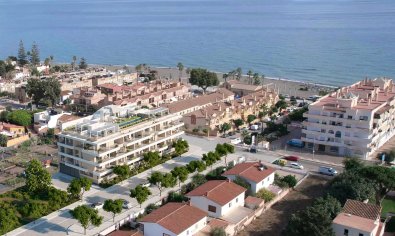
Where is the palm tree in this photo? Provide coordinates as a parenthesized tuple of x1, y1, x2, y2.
(236, 67, 242, 81)
(222, 73, 229, 82)
(253, 72, 260, 85)
(72, 56, 77, 71)
(247, 70, 253, 84)
(49, 55, 54, 67)
(177, 62, 184, 81)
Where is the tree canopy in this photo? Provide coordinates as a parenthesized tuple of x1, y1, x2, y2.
(25, 159, 52, 194)
(67, 177, 92, 200)
(8, 110, 32, 127)
(26, 77, 61, 106)
(0, 203, 20, 235)
(113, 165, 130, 180)
(148, 172, 176, 196)
(79, 57, 88, 69)
(71, 205, 103, 235)
(171, 166, 189, 187)
(189, 68, 219, 93)
(17, 40, 28, 66)
(103, 199, 123, 222)
(143, 151, 161, 168)
(29, 42, 40, 66)
(130, 185, 151, 207)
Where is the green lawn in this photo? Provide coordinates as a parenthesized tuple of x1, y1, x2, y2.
(382, 196, 395, 217)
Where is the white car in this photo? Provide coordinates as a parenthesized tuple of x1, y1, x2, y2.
(289, 162, 304, 170)
(141, 181, 151, 188)
(90, 201, 103, 209)
(230, 137, 242, 144)
(123, 200, 132, 209)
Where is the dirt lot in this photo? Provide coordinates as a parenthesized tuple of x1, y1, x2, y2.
(238, 175, 330, 236)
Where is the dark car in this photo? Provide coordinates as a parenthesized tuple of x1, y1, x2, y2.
(284, 155, 300, 162)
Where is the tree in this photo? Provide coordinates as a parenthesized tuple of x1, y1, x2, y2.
(130, 185, 151, 207)
(327, 172, 375, 205)
(0, 203, 20, 234)
(189, 68, 219, 93)
(247, 70, 253, 84)
(282, 116, 291, 125)
(223, 143, 235, 153)
(247, 114, 256, 124)
(173, 139, 189, 156)
(0, 134, 7, 147)
(79, 177, 92, 199)
(71, 205, 103, 235)
(210, 227, 226, 236)
(103, 199, 123, 222)
(26, 78, 45, 106)
(171, 166, 189, 187)
(222, 73, 229, 82)
(67, 177, 92, 200)
(8, 110, 32, 127)
(219, 123, 231, 134)
(281, 175, 297, 189)
(17, 40, 28, 66)
(275, 100, 287, 110)
(113, 165, 130, 180)
(30, 42, 40, 66)
(48, 187, 69, 210)
(43, 77, 61, 106)
(215, 144, 228, 157)
(167, 191, 187, 203)
(343, 157, 364, 171)
(361, 166, 395, 205)
(44, 57, 50, 67)
(283, 195, 341, 236)
(253, 73, 260, 85)
(148, 172, 176, 196)
(256, 188, 275, 202)
(236, 67, 242, 80)
(233, 176, 250, 191)
(186, 160, 206, 173)
(25, 159, 52, 194)
(233, 119, 244, 129)
(71, 56, 77, 71)
(177, 62, 184, 79)
(79, 57, 88, 69)
(189, 174, 207, 190)
(143, 151, 161, 168)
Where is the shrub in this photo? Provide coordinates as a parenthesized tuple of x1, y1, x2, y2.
(256, 188, 276, 202)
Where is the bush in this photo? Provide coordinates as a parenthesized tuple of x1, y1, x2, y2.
(206, 167, 227, 181)
(256, 188, 276, 202)
(192, 128, 199, 133)
(282, 175, 298, 189)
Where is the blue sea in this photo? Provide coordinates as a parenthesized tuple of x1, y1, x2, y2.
(0, 0, 394, 86)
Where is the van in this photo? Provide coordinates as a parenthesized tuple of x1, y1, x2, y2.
(319, 166, 338, 176)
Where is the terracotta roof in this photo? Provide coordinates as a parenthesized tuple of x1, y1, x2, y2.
(140, 202, 207, 234)
(60, 90, 71, 96)
(106, 230, 143, 236)
(333, 213, 377, 233)
(343, 199, 381, 220)
(163, 88, 234, 113)
(208, 218, 229, 229)
(186, 180, 246, 206)
(2, 122, 23, 129)
(57, 114, 80, 123)
(222, 162, 275, 183)
(245, 196, 264, 206)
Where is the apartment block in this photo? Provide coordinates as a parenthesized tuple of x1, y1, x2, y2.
(57, 105, 184, 183)
(302, 78, 395, 159)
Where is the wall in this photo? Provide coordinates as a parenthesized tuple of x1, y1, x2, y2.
(332, 222, 374, 236)
(178, 216, 208, 236)
(219, 192, 245, 216)
(6, 134, 30, 147)
(142, 222, 176, 236)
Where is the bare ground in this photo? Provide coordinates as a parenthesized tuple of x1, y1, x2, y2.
(238, 175, 330, 236)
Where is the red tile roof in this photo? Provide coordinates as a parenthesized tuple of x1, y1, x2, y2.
(222, 162, 275, 183)
(140, 202, 207, 234)
(106, 230, 143, 236)
(186, 180, 246, 206)
(2, 122, 23, 129)
(343, 199, 381, 220)
(245, 196, 264, 206)
(57, 114, 80, 123)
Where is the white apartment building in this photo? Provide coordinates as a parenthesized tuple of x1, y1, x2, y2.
(302, 78, 395, 159)
(57, 105, 184, 183)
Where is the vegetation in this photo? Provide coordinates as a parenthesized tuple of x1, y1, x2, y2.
(67, 177, 92, 200)
(103, 199, 123, 222)
(202, 151, 220, 170)
(113, 164, 131, 180)
(288, 107, 308, 122)
(211, 227, 227, 236)
(25, 159, 52, 194)
(247, 114, 256, 124)
(29, 42, 40, 66)
(130, 185, 151, 208)
(26, 77, 61, 107)
(219, 122, 231, 134)
(173, 139, 189, 156)
(148, 172, 176, 196)
(256, 188, 276, 202)
(283, 195, 341, 236)
(233, 176, 251, 191)
(0, 134, 8, 147)
(186, 160, 206, 173)
(280, 175, 298, 189)
(171, 166, 189, 187)
(71, 205, 103, 235)
(166, 191, 187, 203)
(189, 68, 219, 93)
(143, 151, 162, 168)
(233, 119, 244, 129)
(79, 57, 88, 69)
(7, 110, 32, 127)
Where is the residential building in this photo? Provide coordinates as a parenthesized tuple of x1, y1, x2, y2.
(57, 105, 184, 183)
(222, 161, 275, 194)
(332, 199, 384, 236)
(186, 180, 246, 218)
(302, 78, 395, 159)
(223, 80, 264, 97)
(140, 202, 208, 236)
(72, 87, 106, 108)
(33, 109, 79, 134)
(0, 122, 30, 147)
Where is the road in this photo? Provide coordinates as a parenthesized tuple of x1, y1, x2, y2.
(9, 135, 343, 236)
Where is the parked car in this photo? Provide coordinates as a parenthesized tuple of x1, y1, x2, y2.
(249, 146, 257, 153)
(230, 137, 242, 145)
(122, 200, 132, 209)
(288, 162, 304, 169)
(141, 181, 151, 188)
(287, 139, 305, 148)
(228, 131, 236, 136)
(318, 166, 338, 176)
(284, 155, 300, 162)
(90, 201, 103, 209)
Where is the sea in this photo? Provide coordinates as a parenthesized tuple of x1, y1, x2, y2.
(0, 0, 394, 86)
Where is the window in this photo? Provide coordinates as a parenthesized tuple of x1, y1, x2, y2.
(343, 229, 348, 236)
(229, 202, 232, 207)
(359, 234, 363, 236)
(359, 116, 368, 121)
(236, 198, 238, 203)
(347, 115, 353, 119)
(208, 205, 216, 213)
(191, 115, 197, 125)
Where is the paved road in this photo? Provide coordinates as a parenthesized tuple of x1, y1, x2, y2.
(9, 135, 342, 236)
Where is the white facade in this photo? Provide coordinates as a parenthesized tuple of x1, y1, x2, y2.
(332, 219, 383, 236)
(142, 217, 207, 236)
(302, 78, 395, 159)
(189, 192, 245, 218)
(57, 105, 184, 183)
(224, 172, 275, 194)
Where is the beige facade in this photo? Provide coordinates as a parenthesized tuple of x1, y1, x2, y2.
(57, 105, 184, 183)
(302, 78, 395, 159)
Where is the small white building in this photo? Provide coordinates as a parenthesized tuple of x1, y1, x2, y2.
(222, 161, 275, 194)
(332, 199, 384, 236)
(186, 180, 246, 218)
(33, 109, 79, 133)
(140, 202, 207, 236)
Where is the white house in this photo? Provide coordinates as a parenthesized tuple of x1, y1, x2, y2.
(186, 180, 246, 218)
(222, 161, 275, 194)
(332, 199, 384, 236)
(33, 109, 79, 133)
(140, 202, 207, 236)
